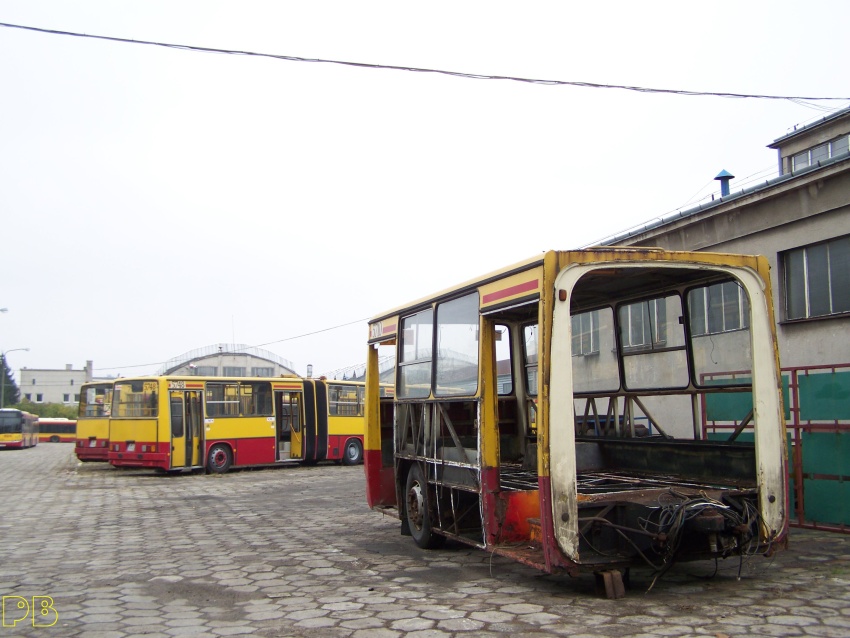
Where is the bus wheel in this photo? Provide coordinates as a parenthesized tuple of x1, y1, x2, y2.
(342, 439, 363, 466)
(405, 464, 445, 549)
(206, 444, 232, 474)
(50, 436, 60, 443)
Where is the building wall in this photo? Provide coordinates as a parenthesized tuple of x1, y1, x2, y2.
(618, 161, 850, 370)
(19, 362, 93, 405)
(167, 353, 294, 377)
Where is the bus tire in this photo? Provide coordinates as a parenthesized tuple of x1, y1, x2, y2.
(206, 444, 233, 474)
(342, 438, 363, 466)
(50, 436, 60, 443)
(405, 463, 445, 549)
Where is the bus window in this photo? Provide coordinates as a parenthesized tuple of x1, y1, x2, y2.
(571, 307, 619, 394)
(240, 381, 273, 416)
(495, 325, 512, 395)
(523, 324, 538, 395)
(206, 382, 239, 417)
(399, 309, 433, 398)
(328, 384, 363, 416)
(619, 294, 689, 391)
(435, 293, 480, 397)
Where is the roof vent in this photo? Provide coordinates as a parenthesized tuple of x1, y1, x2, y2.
(714, 169, 735, 197)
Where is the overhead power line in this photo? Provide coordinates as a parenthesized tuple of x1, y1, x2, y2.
(2, 21, 848, 102)
(95, 317, 369, 373)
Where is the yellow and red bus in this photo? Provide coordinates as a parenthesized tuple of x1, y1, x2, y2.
(0, 408, 39, 449)
(108, 376, 388, 473)
(75, 381, 114, 461)
(38, 418, 77, 443)
(364, 249, 788, 595)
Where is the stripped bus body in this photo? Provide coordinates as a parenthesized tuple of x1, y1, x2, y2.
(75, 382, 114, 461)
(364, 249, 788, 595)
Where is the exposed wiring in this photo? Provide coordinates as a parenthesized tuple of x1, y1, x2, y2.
(1, 22, 849, 102)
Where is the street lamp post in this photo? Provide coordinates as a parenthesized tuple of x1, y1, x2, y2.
(1, 348, 30, 409)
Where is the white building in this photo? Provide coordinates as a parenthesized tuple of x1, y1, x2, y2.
(19, 361, 95, 405)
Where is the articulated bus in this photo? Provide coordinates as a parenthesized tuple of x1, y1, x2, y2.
(75, 381, 114, 461)
(108, 376, 386, 473)
(0, 408, 39, 449)
(364, 249, 788, 595)
(38, 418, 77, 443)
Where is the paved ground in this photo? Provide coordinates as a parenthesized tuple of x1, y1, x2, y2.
(1, 444, 849, 637)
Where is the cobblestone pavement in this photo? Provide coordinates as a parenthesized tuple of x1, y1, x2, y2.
(1, 444, 849, 637)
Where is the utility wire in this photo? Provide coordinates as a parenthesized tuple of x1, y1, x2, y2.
(95, 317, 370, 372)
(2, 21, 849, 102)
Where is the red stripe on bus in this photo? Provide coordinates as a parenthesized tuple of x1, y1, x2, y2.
(482, 279, 539, 304)
(383, 323, 397, 334)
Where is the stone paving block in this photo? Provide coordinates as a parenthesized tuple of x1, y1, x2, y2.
(3, 445, 850, 638)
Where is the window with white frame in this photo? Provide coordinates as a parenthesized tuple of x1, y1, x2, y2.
(688, 281, 750, 336)
(619, 297, 668, 351)
(791, 135, 850, 172)
(572, 310, 599, 356)
(784, 235, 850, 320)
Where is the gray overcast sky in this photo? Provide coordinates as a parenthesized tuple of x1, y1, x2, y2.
(1, 0, 848, 379)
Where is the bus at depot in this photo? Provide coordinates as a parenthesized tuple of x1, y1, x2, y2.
(363, 248, 788, 596)
(37, 418, 77, 443)
(108, 376, 388, 473)
(75, 381, 114, 461)
(0, 408, 39, 449)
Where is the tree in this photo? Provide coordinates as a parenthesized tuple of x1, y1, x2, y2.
(0, 355, 20, 407)
(14, 400, 77, 419)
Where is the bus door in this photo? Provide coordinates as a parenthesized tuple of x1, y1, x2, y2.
(169, 390, 203, 469)
(275, 390, 303, 460)
(185, 391, 203, 467)
(301, 380, 328, 462)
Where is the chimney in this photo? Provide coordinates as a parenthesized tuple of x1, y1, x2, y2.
(714, 169, 735, 197)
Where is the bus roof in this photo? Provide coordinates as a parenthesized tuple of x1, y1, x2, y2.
(368, 248, 766, 326)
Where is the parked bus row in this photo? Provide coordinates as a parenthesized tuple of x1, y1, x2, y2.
(0, 408, 39, 449)
(0, 410, 80, 447)
(75, 376, 390, 474)
(363, 248, 789, 597)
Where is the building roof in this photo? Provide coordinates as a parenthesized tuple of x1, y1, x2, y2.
(768, 104, 850, 148)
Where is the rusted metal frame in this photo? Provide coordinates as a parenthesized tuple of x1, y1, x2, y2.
(727, 409, 755, 442)
(578, 503, 616, 536)
(605, 397, 619, 438)
(437, 402, 472, 464)
(624, 397, 635, 438)
(580, 397, 602, 436)
(788, 368, 806, 526)
(631, 396, 672, 439)
(397, 403, 413, 452)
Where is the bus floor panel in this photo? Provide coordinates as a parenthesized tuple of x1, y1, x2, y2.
(575, 471, 757, 503)
(499, 462, 539, 491)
